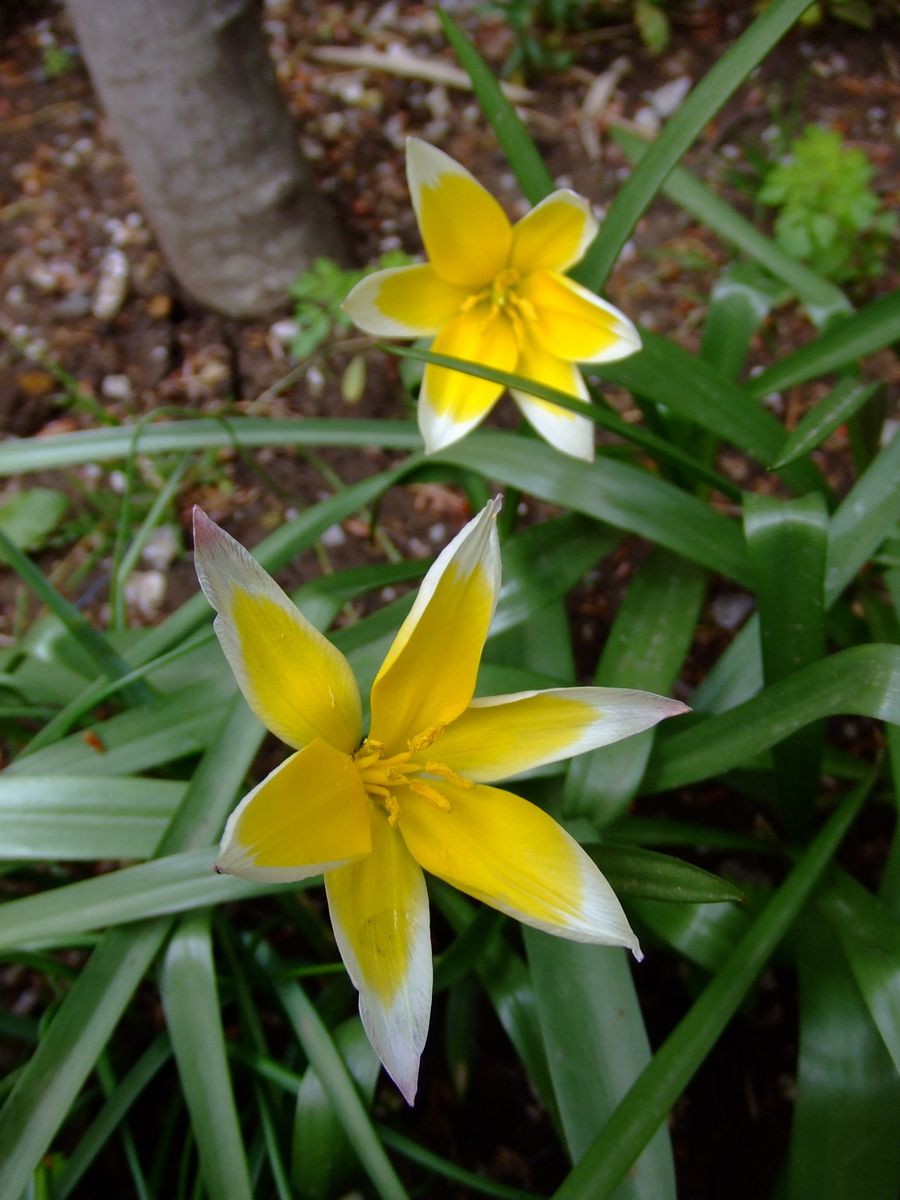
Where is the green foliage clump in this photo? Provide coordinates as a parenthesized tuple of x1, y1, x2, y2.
(288, 251, 414, 360)
(488, 0, 669, 80)
(759, 124, 896, 284)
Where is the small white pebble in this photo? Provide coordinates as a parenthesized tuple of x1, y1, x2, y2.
(711, 592, 754, 631)
(125, 570, 167, 619)
(270, 319, 300, 344)
(305, 366, 325, 397)
(101, 373, 132, 402)
(633, 106, 660, 137)
(141, 525, 180, 570)
(646, 77, 692, 118)
(93, 249, 129, 320)
(320, 523, 347, 549)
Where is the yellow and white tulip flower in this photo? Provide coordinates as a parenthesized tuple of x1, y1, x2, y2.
(343, 138, 641, 461)
(195, 500, 685, 1103)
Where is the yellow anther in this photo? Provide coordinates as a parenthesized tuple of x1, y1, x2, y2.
(408, 779, 452, 811)
(423, 762, 474, 789)
(384, 794, 400, 827)
(407, 723, 446, 753)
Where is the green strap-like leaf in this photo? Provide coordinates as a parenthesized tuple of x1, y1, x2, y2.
(826, 429, 900, 603)
(564, 549, 704, 823)
(598, 331, 821, 490)
(610, 125, 851, 328)
(645, 644, 900, 792)
(588, 844, 744, 904)
(291, 1018, 381, 1200)
(387, 342, 742, 499)
(772, 379, 881, 468)
(438, 8, 553, 204)
(0, 849, 298, 952)
(747, 290, 900, 399)
(550, 777, 868, 1200)
(0, 775, 184, 860)
(818, 871, 900, 1076)
(784, 911, 900, 1200)
(0, 699, 264, 1198)
(573, 0, 817, 290)
(160, 911, 254, 1200)
(526, 935, 676, 1200)
(0, 417, 423, 477)
(263, 944, 410, 1200)
(744, 492, 827, 832)
(435, 432, 750, 584)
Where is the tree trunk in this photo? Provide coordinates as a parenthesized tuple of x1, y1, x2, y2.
(68, 0, 346, 317)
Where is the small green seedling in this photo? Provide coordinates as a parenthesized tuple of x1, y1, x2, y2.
(759, 124, 896, 285)
(288, 251, 414, 361)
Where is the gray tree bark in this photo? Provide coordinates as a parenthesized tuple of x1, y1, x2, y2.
(68, 0, 346, 317)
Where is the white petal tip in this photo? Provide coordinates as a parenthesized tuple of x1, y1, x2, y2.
(192, 505, 216, 543)
(632, 943, 644, 964)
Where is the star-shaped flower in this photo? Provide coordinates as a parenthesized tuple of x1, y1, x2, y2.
(195, 500, 685, 1102)
(342, 138, 641, 461)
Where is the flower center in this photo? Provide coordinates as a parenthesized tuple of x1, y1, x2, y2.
(353, 726, 472, 827)
(460, 267, 537, 341)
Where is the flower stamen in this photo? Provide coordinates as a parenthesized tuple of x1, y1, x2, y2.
(407, 723, 445, 752)
(408, 779, 452, 811)
(423, 762, 474, 789)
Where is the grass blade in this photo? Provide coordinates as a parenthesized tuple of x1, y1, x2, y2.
(0, 775, 184, 859)
(772, 379, 881, 468)
(551, 776, 869, 1200)
(748, 289, 900, 398)
(0, 528, 152, 705)
(610, 125, 851, 328)
(564, 549, 704, 823)
(55, 1035, 171, 1199)
(387, 342, 743, 498)
(744, 492, 827, 834)
(264, 945, 411, 1200)
(826, 429, 900, 602)
(527, 936, 676, 1200)
(818, 871, 900, 1076)
(573, 0, 816, 289)
(0, 417, 423, 476)
(785, 911, 900, 1199)
(0, 699, 264, 1197)
(438, 8, 553, 204)
(435, 432, 750, 584)
(291, 1018, 380, 1199)
(160, 911, 254, 1200)
(645, 644, 900, 792)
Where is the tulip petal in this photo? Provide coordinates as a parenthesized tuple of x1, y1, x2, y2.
(399, 780, 640, 953)
(406, 137, 512, 288)
(510, 189, 598, 274)
(418, 308, 519, 452)
(510, 333, 595, 462)
(369, 498, 502, 754)
(216, 739, 370, 883)
(325, 812, 431, 1104)
(427, 687, 689, 783)
(519, 270, 641, 364)
(193, 509, 362, 753)
(342, 264, 469, 338)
